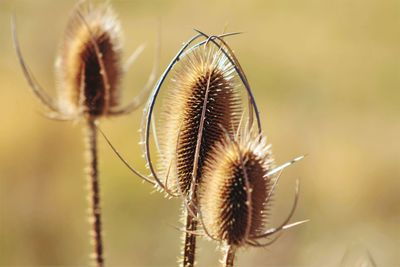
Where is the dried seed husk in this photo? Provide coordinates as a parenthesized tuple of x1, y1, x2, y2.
(56, 4, 122, 117)
(158, 44, 242, 195)
(201, 132, 274, 246)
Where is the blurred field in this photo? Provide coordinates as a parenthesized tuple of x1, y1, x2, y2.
(1, 0, 399, 266)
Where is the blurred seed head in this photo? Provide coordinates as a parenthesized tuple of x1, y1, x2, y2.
(200, 131, 274, 246)
(56, 3, 122, 118)
(158, 44, 242, 195)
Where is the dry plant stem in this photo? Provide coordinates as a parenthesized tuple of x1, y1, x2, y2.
(223, 245, 236, 267)
(182, 199, 198, 267)
(85, 118, 104, 267)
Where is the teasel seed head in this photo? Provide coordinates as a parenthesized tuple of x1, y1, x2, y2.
(158, 44, 242, 195)
(56, 3, 122, 118)
(200, 131, 274, 246)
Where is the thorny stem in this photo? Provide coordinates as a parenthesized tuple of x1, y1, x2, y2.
(85, 119, 104, 267)
(223, 245, 236, 267)
(182, 193, 198, 267)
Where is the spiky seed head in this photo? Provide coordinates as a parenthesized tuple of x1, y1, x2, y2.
(158, 44, 242, 195)
(200, 132, 274, 246)
(56, 3, 122, 117)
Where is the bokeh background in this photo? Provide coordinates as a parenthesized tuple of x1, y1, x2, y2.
(1, 0, 399, 266)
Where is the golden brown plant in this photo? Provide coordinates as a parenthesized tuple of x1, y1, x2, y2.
(201, 131, 274, 247)
(139, 31, 262, 267)
(199, 129, 306, 267)
(158, 44, 242, 196)
(162, 39, 241, 267)
(56, 4, 122, 117)
(160, 42, 242, 267)
(12, 2, 156, 266)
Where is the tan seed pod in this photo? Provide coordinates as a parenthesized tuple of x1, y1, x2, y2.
(158, 44, 242, 195)
(200, 131, 274, 246)
(56, 3, 122, 117)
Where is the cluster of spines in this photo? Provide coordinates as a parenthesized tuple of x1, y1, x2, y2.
(56, 3, 122, 117)
(158, 44, 242, 195)
(200, 131, 274, 246)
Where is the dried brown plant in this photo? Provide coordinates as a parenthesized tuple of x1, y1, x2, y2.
(158, 44, 242, 196)
(199, 128, 306, 267)
(161, 44, 242, 267)
(138, 31, 263, 267)
(201, 130, 274, 247)
(12, 0, 307, 265)
(56, 4, 122, 118)
(12, 1, 156, 266)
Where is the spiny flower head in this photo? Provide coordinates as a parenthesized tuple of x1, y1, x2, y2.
(56, 3, 122, 117)
(200, 130, 274, 246)
(158, 44, 242, 195)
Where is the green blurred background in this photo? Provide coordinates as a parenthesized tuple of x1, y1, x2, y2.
(1, 0, 399, 266)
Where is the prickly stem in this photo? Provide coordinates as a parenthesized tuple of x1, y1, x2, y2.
(85, 118, 104, 267)
(223, 245, 236, 267)
(182, 208, 198, 267)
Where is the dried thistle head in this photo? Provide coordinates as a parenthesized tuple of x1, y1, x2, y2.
(200, 130, 274, 247)
(56, 3, 122, 118)
(157, 44, 242, 195)
(14, 1, 156, 121)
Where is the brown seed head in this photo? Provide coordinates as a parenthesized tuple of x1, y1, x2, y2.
(56, 3, 122, 117)
(158, 44, 242, 195)
(200, 132, 274, 246)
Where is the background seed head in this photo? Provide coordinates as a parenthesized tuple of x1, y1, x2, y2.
(56, 3, 122, 117)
